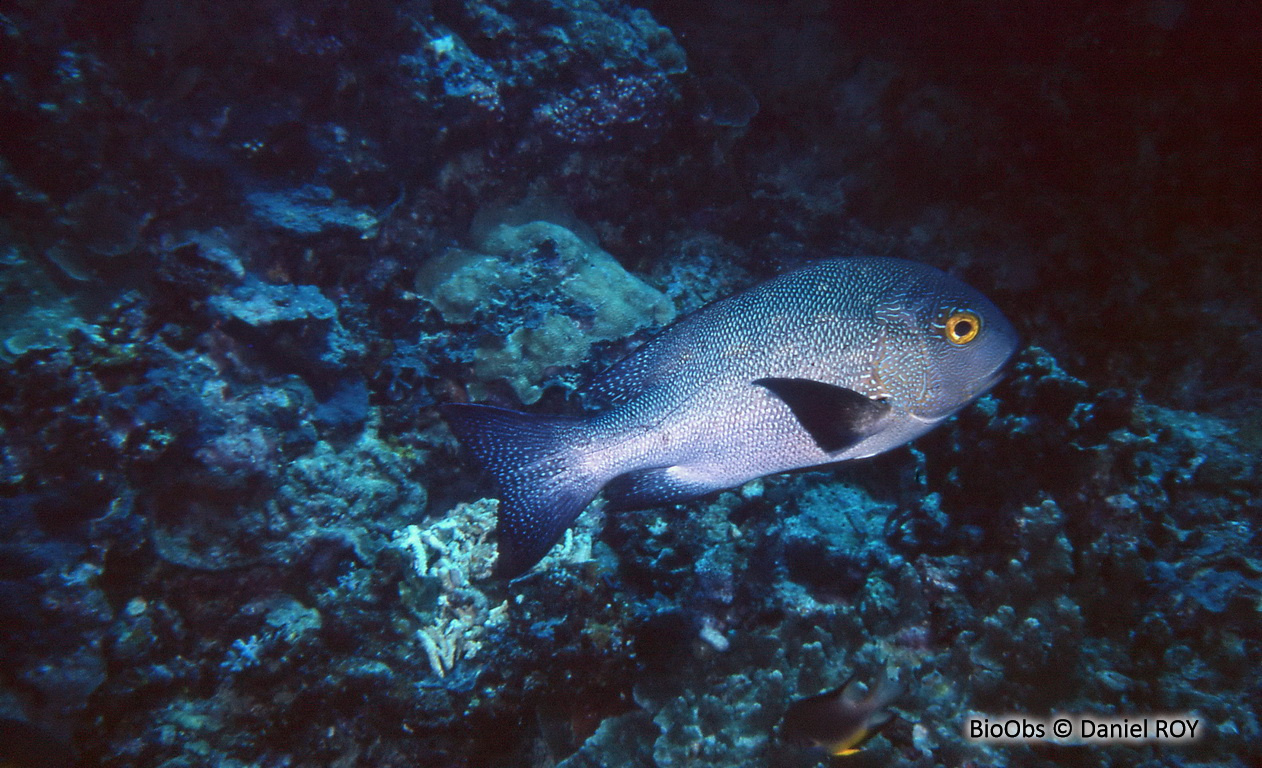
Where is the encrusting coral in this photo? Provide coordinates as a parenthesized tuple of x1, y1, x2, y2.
(417, 214, 675, 403)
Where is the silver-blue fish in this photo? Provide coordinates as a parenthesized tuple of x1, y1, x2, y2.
(442, 256, 1019, 576)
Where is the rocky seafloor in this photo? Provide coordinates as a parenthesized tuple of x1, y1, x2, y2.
(1, 1, 1259, 766)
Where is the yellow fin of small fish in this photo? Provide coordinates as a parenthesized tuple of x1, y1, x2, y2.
(827, 726, 871, 756)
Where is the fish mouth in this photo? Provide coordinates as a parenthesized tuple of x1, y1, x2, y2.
(934, 353, 1017, 421)
(976, 367, 1007, 397)
(970, 338, 1021, 400)
(984, 341, 1023, 393)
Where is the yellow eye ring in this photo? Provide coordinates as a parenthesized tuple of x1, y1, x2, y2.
(944, 310, 981, 345)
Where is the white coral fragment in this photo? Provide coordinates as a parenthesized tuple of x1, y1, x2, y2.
(393, 499, 507, 678)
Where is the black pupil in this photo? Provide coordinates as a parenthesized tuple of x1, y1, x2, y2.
(954, 318, 974, 337)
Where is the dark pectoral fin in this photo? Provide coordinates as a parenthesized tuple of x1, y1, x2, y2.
(754, 378, 892, 453)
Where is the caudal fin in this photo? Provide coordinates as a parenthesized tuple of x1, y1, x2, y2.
(440, 402, 600, 577)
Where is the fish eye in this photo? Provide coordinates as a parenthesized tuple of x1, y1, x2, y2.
(944, 310, 981, 345)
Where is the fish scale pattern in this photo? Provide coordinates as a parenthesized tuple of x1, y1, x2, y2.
(448, 257, 1018, 575)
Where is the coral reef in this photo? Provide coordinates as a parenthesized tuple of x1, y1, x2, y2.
(246, 185, 379, 237)
(417, 212, 676, 403)
(393, 499, 507, 678)
(1, 0, 1260, 766)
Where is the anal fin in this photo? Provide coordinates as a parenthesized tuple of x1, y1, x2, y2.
(604, 467, 716, 510)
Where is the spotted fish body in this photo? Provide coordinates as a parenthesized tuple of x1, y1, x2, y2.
(443, 257, 1019, 576)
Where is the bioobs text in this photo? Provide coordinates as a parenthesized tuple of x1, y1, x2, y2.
(966, 714, 1203, 744)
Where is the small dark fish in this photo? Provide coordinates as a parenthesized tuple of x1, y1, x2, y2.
(782, 668, 903, 756)
(443, 257, 1018, 576)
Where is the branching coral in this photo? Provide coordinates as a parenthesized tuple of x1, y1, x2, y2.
(394, 496, 604, 678)
(393, 499, 506, 678)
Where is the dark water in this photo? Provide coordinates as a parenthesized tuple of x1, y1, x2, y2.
(0, 0, 1258, 766)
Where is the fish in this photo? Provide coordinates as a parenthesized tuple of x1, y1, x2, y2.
(441, 256, 1019, 576)
(781, 667, 903, 756)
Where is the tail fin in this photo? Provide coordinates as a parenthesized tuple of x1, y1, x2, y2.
(440, 403, 600, 577)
